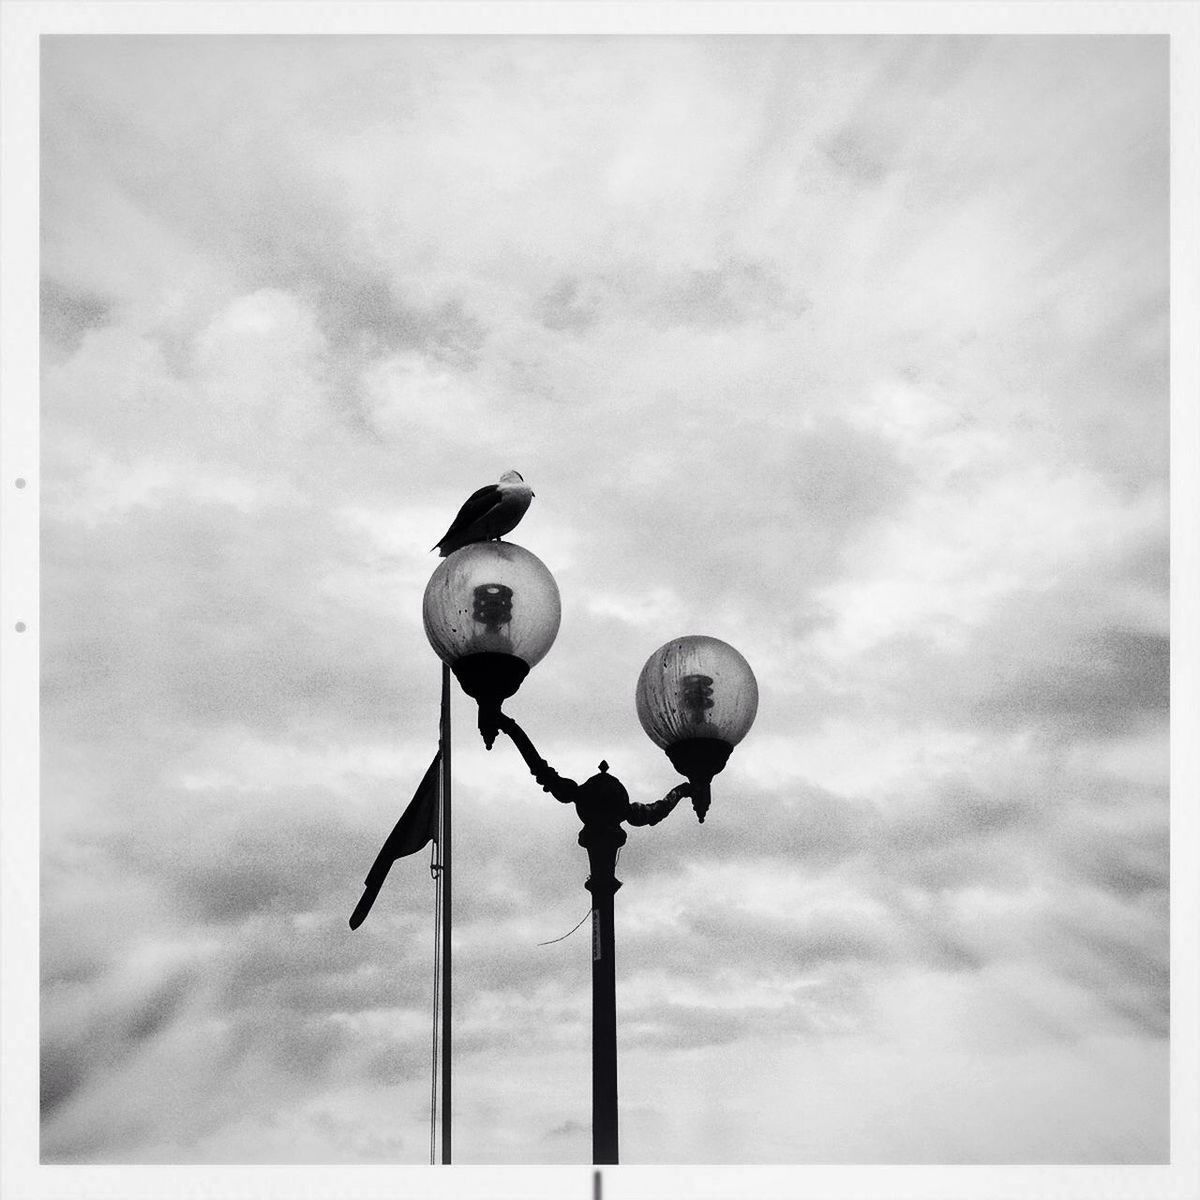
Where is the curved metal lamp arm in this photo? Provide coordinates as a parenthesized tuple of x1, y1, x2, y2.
(494, 713, 579, 804)
(626, 782, 691, 827)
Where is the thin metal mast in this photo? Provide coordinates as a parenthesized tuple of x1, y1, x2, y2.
(440, 662, 452, 1164)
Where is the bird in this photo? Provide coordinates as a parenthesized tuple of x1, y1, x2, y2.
(432, 470, 535, 557)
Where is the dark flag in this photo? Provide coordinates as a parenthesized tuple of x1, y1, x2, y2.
(349, 751, 441, 930)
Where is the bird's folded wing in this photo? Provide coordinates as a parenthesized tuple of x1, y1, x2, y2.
(436, 484, 501, 544)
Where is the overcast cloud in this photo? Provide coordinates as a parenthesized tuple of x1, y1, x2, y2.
(36, 34, 1169, 1165)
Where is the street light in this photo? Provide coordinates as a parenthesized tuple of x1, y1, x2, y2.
(423, 540, 561, 747)
(424, 540, 757, 1165)
(421, 539, 561, 1165)
(635, 635, 759, 823)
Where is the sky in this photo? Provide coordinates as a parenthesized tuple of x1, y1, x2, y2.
(27, 30, 1175, 1170)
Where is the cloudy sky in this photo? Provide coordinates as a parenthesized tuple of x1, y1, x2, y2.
(31, 31, 1173, 1170)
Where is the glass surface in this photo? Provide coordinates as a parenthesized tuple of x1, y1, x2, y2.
(423, 541, 561, 669)
(635, 635, 758, 749)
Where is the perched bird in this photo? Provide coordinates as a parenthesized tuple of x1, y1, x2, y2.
(432, 470, 534, 557)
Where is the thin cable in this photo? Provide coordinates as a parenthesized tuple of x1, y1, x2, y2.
(537, 904, 595, 946)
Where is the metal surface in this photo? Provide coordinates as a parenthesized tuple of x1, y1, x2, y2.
(440, 663, 452, 1165)
(581, 822, 624, 1165)
(493, 714, 694, 1165)
(449, 652, 531, 748)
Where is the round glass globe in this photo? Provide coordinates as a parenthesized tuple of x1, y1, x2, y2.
(423, 541, 561, 670)
(635, 635, 759, 750)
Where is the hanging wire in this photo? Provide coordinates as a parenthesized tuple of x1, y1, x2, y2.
(428, 839, 442, 1164)
(537, 903, 595, 947)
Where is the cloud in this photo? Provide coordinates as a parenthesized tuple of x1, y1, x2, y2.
(34, 32, 1170, 1167)
(41, 495, 438, 745)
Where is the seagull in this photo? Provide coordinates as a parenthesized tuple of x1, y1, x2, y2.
(432, 470, 535, 557)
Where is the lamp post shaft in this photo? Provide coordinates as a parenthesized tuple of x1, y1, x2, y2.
(492, 715, 691, 1168)
(581, 826, 625, 1165)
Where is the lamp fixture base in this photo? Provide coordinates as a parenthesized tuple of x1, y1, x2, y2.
(665, 738, 734, 822)
(450, 652, 531, 748)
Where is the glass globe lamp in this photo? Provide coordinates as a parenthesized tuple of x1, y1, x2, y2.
(423, 541, 561, 746)
(635, 635, 758, 821)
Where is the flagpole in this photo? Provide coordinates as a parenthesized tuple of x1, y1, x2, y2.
(440, 662, 452, 1165)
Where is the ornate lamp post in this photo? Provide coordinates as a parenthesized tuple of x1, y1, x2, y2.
(423, 542, 757, 1165)
(420, 540, 561, 1163)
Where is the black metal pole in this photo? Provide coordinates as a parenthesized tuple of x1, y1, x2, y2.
(493, 717, 690, 1167)
(440, 663, 452, 1165)
(580, 824, 626, 1165)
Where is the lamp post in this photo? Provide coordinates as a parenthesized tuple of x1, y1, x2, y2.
(421, 540, 561, 1163)
(423, 542, 757, 1165)
(423, 540, 561, 748)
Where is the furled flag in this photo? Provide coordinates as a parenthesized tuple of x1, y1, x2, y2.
(349, 752, 441, 930)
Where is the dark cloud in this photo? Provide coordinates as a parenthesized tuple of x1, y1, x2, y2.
(622, 1003, 765, 1050)
(863, 777, 1046, 894)
(40, 1045, 85, 1118)
(976, 628, 1168, 737)
(545, 1118, 588, 1139)
(114, 785, 404, 929)
(219, 912, 426, 1015)
(1042, 907, 1168, 1038)
(364, 1040, 430, 1087)
(536, 277, 601, 335)
(849, 537, 1169, 740)
(315, 273, 487, 369)
(40, 1115, 134, 1165)
(823, 127, 893, 185)
(42, 39, 416, 289)
(536, 259, 804, 337)
(683, 907, 891, 970)
(872, 834, 1034, 895)
(621, 966, 874, 1052)
(225, 1008, 355, 1079)
(121, 968, 197, 1044)
(686, 785, 878, 872)
(41, 965, 198, 1120)
(40, 278, 112, 355)
(40, 796, 443, 1151)
(40, 938, 109, 990)
(41, 498, 433, 744)
(654, 260, 801, 330)
(564, 415, 916, 634)
(1053, 809, 1168, 899)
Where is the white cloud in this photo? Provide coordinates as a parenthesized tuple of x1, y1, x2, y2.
(815, 385, 1167, 658)
(358, 351, 491, 443)
(32, 33, 1170, 1168)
